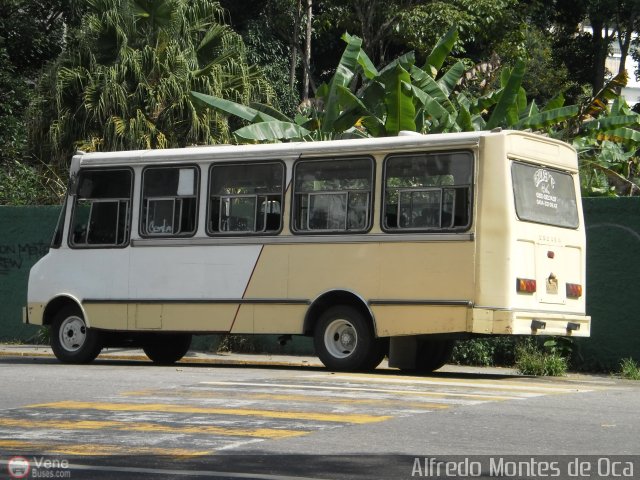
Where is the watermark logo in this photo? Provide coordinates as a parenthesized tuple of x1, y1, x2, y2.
(7, 456, 30, 479)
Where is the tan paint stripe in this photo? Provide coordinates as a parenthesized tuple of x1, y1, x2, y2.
(0, 439, 210, 457)
(121, 389, 450, 410)
(26, 401, 390, 424)
(0, 418, 305, 439)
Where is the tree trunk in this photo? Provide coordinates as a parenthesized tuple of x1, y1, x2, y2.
(302, 0, 312, 101)
(289, 0, 302, 90)
(590, 19, 607, 94)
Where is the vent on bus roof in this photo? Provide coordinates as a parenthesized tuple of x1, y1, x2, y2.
(398, 131, 423, 137)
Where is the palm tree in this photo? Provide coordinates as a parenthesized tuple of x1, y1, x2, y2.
(28, 0, 274, 168)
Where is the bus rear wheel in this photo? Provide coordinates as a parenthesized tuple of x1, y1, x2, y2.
(142, 334, 192, 365)
(314, 305, 385, 372)
(50, 307, 102, 364)
(412, 339, 455, 373)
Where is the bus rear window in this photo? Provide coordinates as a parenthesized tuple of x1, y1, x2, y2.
(511, 161, 579, 229)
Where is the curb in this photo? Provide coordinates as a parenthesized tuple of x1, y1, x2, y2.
(0, 347, 325, 368)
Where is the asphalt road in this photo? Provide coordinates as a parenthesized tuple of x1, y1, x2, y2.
(0, 351, 638, 479)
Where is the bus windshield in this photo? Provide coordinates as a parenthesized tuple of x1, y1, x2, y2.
(511, 161, 579, 229)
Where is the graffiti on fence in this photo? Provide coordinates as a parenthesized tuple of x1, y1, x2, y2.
(0, 243, 49, 276)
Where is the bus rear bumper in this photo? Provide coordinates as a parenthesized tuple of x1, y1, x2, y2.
(470, 308, 591, 337)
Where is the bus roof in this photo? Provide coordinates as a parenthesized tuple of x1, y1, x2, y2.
(73, 130, 574, 168)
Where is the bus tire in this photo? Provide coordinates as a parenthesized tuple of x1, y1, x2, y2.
(50, 307, 102, 364)
(314, 305, 385, 371)
(143, 334, 192, 365)
(413, 339, 455, 373)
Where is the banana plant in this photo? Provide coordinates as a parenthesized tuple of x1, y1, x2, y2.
(191, 32, 374, 141)
(191, 28, 472, 141)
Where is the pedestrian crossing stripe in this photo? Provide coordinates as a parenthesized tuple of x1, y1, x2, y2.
(199, 381, 522, 400)
(0, 439, 211, 456)
(25, 401, 391, 424)
(0, 417, 306, 439)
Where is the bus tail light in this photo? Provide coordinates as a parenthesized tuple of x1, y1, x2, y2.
(566, 283, 583, 298)
(516, 278, 537, 294)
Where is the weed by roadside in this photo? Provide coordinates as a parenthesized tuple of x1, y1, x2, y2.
(619, 358, 640, 380)
(515, 341, 568, 376)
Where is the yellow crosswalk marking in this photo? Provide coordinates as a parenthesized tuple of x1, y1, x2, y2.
(0, 418, 305, 439)
(121, 389, 451, 410)
(26, 401, 391, 424)
(0, 439, 210, 457)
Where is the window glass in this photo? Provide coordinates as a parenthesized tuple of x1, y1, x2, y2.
(141, 166, 199, 237)
(70, 169, 132, 247)
(512, 161, 579, 229)
(384, 152, 473, 231)
(208, 162, 284, 234)
(292, 158, 373, 233)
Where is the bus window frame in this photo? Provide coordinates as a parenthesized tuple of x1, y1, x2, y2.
(291, 156, 376, 235)
(139, 164, 200, 239)
(50, 196, 68, 249)
(206, 160, 286, 237)
(381, 150, 474, 234)
(67, 167, 134, 249)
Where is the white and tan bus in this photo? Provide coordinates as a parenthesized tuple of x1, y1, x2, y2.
(24, 129, 590, 371)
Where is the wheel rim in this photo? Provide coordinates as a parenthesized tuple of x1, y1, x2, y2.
(323, 319, 357, 359)
(58, 316, 87, 352)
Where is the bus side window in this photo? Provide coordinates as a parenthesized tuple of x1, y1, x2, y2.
(208, 162, 284, 236)
(69, 169, 132, 248)
(292, 157, 373, 233)
(383, 151, 473, 232)
(140, 166, 199, 237)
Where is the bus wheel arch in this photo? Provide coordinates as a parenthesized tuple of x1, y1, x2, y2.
(49, 302, 102, 364)
(305, 291, 386, 371)
(42, 295, 85, 327)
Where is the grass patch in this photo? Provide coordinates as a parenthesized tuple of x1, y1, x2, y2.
(515, 342, 568, 376)
(619, 358, 640, 380)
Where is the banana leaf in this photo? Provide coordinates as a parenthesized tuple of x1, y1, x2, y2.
(322, 33, 365, 133)
(410, 65, 456, 115)
(249, 103, 293, 122)
(437, 61, 465, 97)
(486, 60, 526, 130)
(596, 127, 640, 144)
(233, 121, 311, 142)
(425, 26, 458, 76)
(382, 66, 416, 136)
(513, 105, 579, 130)
(191, 92, 276, 123)
(583, 115, 640, 132)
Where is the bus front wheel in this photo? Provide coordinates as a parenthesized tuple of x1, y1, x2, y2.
(50, 307, 102, 364)
(143, 334, 192, 365)
(314, 305, 385, 371)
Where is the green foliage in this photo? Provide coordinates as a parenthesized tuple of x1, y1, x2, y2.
(451, 337, 518, 367)
(0, 160, 65, 205)
(542, 337, 575, 358)
(28, 0, 275, 169)
(515, 341, 568, 376)
(0, 48, 29, 167)
(619, 358, 640, 380)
